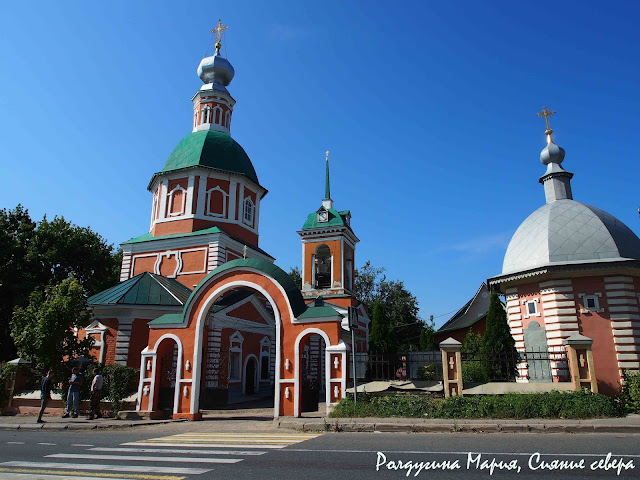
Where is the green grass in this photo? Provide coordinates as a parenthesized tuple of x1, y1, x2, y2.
(329, 390, 619, 419)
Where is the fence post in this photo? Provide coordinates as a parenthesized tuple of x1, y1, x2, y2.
(439, 338, 463, 398)
(563, 334, 597, 393)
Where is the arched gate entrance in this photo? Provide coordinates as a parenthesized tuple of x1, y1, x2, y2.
(136, 259, 350, 419)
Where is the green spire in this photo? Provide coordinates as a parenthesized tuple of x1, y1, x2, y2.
(324, 150, 331, 200)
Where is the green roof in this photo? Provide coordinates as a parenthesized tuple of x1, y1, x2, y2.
(123, 226, 222, 244)
(302, 208, 351, 230)
(88, 272, 192, 307)
(297, 305, 342, 320)
(148, 258, 307, 327)
(160, 130, 260, 186)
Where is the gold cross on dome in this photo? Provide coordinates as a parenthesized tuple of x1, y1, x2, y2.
(536, 106, 556, 133)
(210, 19, 229, 45)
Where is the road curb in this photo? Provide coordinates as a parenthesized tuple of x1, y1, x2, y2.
(0, 419, 183, 431)
(275, 419, 640, 434)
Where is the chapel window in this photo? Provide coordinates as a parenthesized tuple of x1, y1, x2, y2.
(523, 298, 540, 318)
(243, 197, 254, 226)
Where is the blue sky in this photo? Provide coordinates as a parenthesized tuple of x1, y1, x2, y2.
(1, 1, 639, 327)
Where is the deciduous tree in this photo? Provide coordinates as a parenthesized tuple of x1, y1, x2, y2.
(11, 277, 93, 382)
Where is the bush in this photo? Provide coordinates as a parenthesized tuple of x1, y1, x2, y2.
(0, 363, 17, 408)
(417, 363, 437, 381)
(620, 370, 640, 414)
(462, 361, 489, 383)
(330, 390, 619, 419)
(102, 364, 138, 414)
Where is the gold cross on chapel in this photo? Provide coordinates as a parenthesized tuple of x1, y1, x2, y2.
(211, 19, 229, 45)
(536, 106, 556, 134)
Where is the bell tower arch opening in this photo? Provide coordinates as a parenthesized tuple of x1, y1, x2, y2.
(314, 244, 332, 290)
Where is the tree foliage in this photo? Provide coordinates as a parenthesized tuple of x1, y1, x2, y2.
(481, 291, 515, 354)
(461, 329, 483, 355)
(0, 205, 121, 361)
(11, 277, 94, 384)
(354, 261, 425, 351)
(481, 290, 516, 380)
(369, 301, 395, 353)
(287, 266, 302, 290)
(419, 315, 436, 351)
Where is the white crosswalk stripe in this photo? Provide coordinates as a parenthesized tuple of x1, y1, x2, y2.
(0, 431, 321, 478)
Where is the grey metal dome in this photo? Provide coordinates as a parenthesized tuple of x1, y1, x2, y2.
(502, 199, 640, 274)
(197, 52, 235, 87)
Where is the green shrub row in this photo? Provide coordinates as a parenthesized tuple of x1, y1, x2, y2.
(330, 390, 619, 419)
(620, 371, 640, 414)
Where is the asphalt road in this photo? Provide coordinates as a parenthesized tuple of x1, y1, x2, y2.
(0, 423, 638, 479)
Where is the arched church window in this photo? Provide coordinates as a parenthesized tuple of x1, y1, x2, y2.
(167, 185, 187, 217)
(315, 245, 331, 289)
(214, 106, 222, 125)
(229, 331, 244, 382)
(205, 186, 228, 217)
(202, 106, 211, 124)
(243, 197, 254, 226)
(225, 111, 230, 129)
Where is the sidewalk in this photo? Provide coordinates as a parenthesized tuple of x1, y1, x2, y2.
(275, 414, 640, 434)
(0, 414, 184, 430)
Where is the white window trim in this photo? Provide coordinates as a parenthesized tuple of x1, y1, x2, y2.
(578, 292, 604, 313)
(205, 186, 228, 218)
(260, 336, 271, 381)
(242, 197, 255, 226)
(167, 185, 187, 217)
(212, 105, 223, 126)
(229, 331, 244, 383)
(522, 298, 541, 318)
(201, 105, 211, 125)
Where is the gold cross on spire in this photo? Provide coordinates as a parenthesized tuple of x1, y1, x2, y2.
(211, 19, 228, 47)
(537, 106, 557, 143)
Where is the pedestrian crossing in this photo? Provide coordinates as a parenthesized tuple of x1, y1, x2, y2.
(0, 432, 321, 479)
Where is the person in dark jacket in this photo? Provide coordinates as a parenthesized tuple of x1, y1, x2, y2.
(37, 369, 53, 423)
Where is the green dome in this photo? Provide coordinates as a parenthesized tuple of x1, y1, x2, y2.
(162, 130, 259, 185)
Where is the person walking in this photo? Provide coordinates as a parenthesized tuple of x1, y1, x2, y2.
(36, 369, 53, 423)
(62, 367, 82, 418)
(87, 367, 104, 420)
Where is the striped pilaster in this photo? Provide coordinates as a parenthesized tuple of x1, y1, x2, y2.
(605, 276, 640, 377)
(205, 327, 223, 388)
(207, 243, 226, 272)
(120, 254, 132, 282)
(269, 339, 276, 384)
(539, 279, 575, 379)
(114, 318, 134, 365)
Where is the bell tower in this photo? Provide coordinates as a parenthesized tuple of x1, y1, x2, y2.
(297, 152, 359, 295)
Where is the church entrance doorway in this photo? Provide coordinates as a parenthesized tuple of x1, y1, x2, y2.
(155, 336, 180, 413)
(244, 357, 257, 395)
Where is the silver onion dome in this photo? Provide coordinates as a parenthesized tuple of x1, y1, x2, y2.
(540, 141, 565, 165)
(197, 50, 235, 86)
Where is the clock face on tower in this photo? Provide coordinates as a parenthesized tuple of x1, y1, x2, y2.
(317, 210, 329, 223)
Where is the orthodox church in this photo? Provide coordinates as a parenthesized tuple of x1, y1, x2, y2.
(87, 22, 369, 419)
(487, 108, 640, 395)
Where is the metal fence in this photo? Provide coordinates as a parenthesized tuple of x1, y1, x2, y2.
(354, 347, 569, 384)
(354, 352, 443, 382)
(461, 347, 569, 383)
